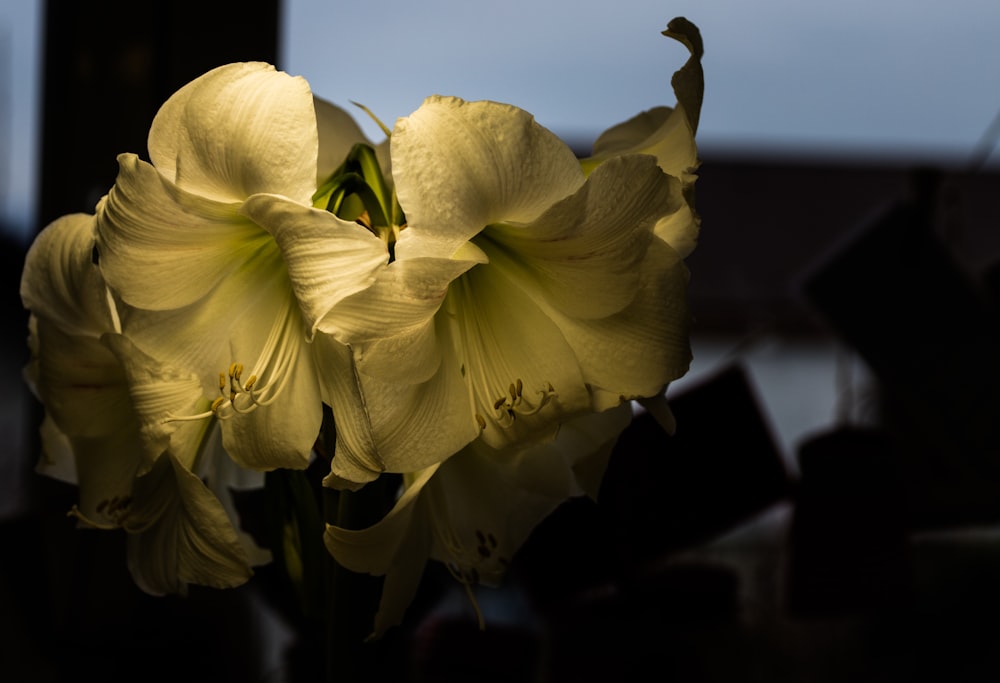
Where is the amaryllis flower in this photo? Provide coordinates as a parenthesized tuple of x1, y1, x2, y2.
(94, 62, 389, 473)
(323, 95, 694, 487)
(325, 405, 632, 637)
(21, 213, 262, 593)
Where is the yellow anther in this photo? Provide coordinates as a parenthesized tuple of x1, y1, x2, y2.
(493, 396, 507, 410)
(211, 396, 226, 413)
(244, 375, 257, 391)
(475, 413, 487, 430)
(218, 372, 226, 392)
(515, 378, 523, 398)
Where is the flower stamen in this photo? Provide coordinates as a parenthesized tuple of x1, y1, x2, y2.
(165, 296, 300, 424)
(492, 378, 557, 427)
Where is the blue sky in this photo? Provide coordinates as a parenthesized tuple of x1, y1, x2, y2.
(3, 1, 999, 237)
(284, 0, 1000, 159)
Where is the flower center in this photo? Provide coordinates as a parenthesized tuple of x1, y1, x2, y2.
(313, 142, 405, 259)
(479, 378, 558, 431)
(425, 485, 511, 629)
(210, 297, 300, 420)
(167, 294, 300, 424)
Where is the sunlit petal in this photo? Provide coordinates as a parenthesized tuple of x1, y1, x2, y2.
(148, 62, 317, 204)
(391, 96, 584, 257)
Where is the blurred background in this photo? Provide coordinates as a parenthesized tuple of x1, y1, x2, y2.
(3, 1, 1000, 680)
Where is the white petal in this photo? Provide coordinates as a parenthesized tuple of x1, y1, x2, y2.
(317, 335, 478, 486)
(148, 62, 318, 205)
(21, 213, 114, 336)
(218, 333, 321, 471)
(102, 333, 210, 470)
(391, 96, 584, 257)
(543, 240, 692, 410)
(97, 153, 270, 311)
(325, 466, 438, 637)
(69, 427, 143, 525)
(591, 106, 697, 184)
(35, 414, 77, 485)
(485, 155, 683, 320)
(32, 319, 132, 439)
(438, 261, 591, 449)
(125, 453, 253, 594)
(326, 255, 478, 352)
(654, 199, 700, 259)
(240, 193, 388, 337)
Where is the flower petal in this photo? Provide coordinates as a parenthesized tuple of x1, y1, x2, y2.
(239, 193, 388, 337)
(97, 153, 270, 311)
(586, 18, 704, 184)
(326, 255, 479, 353)
(438, 261, 591, 450)
(324, 465, 438, 637)
(125, 452, 253, 594)
(219, 336, 321, 471)
(486, 154, 683, 320)
(102, 333, 210, 470)
(391, 96, 584, 257)
(317, 335, 478, 486)
(31, 319, 131, 439)
(543, 239, 693, 411)
(21, 213, 113, 336)
(148, 62, 318, 205)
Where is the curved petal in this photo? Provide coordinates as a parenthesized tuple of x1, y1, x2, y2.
(325, 255, 479, 351)
(240, 193, 388, 337)
(69, 432, 143, 526)
(324, 465, 438, 637)
(32, 320, 132, 439)
(117, 261, 321, 472)
(220, 342, 321, 471)
(590, 106, 698, 184)
(35, 414, 77, 485)
(318, 334, 479, 486)
(543, 240, 692, 411)
(148, 62, 318, 205)
(654, 199, 700, 259)
(585, 18, 704, 185)
(102, 333, 210, 470)
(438, 261, 591, 450)
(391, 96, 584, 257)
(200, 430, 273, 567)
(486, 155, 683, 320)
(21, 213, 114, 337)
(125, 453, 253, 594)
(314, 96, 371, 182)
(97, 153, 270, 311)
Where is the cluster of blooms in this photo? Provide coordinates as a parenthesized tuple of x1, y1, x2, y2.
(21, 18, 703, 635)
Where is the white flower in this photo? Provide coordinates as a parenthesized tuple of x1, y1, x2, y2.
(325, 405, 632, 637)
(324, 95, 693, 487)
(94, 62, 389, 473)
(21, 213, 260, 593)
